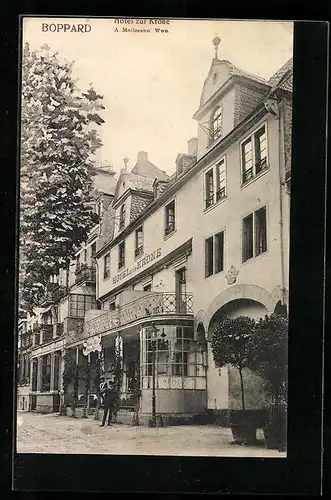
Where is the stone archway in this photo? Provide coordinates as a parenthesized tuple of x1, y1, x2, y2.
(206, 284, 276, 332)
(194, 309, 209, 339)
(206, 288, 273, 412)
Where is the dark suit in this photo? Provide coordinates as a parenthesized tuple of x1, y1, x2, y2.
(101, 387, 117, 426)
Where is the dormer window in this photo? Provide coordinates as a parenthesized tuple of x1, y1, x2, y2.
(212, 72, 217, 84)
(210, 106, 222, 143)
(119, 204, 126, 230)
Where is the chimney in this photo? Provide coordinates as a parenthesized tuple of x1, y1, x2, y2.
(137, 151, 148, 162)
(188, 138, 198, 156)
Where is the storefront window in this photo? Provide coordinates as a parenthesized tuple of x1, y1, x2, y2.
(141, 325, 206, 387)
(41, 354, 51, 392)
(31, 359, 38, 391)
(53, 352, 60, 391)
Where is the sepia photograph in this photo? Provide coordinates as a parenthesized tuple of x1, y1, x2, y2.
(16, 17, 293, 458)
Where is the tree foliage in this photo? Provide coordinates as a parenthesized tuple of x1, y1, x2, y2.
(210, 313, 289, 410)
(248, 313, 288, 404)
(20, 42, 105, 311)
(210, 316, 256, 410)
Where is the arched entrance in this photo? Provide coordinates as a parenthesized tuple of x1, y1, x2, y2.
(205, 286, 273, 413)
(209, 298, 268, 339)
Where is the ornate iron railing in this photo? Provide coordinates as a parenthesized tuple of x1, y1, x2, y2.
(83, 292, 193, 340)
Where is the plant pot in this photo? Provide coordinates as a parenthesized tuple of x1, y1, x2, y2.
(263, 425, 287, 451)
(231, 425, 257, 445)
(227, 409, 268, 446)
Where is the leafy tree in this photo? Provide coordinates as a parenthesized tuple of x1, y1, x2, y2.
(210, 316, 256, 410)
(248, 313, 288, 405)
(20, 42, 104, 311)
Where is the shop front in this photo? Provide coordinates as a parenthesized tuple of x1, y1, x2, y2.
(64, 290, 207, 424)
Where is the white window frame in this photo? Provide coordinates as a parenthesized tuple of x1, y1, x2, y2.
(204, 229, 225, 278)
(118, 240, 125, 270)
(203, 156, 227, 211)
(164, 198, 176, 238)
(210, 105, 223, 144)
(134, 226, 144, 258)
(103, 253, 111, 280)
(241, 204, 268, 263)
(240, 122, 269, 185)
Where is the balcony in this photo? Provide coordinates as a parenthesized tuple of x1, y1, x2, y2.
(40, 324, 53, 344)
(74, 265, 96, 286)
(54, 322, 64, 338)
(84, 292, 193, 340)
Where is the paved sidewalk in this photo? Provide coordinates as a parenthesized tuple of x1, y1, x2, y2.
(16, 411, 286, 458)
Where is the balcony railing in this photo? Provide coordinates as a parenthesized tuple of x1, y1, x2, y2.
(74, 266, 96, 285)
(83, 292, 193, 340)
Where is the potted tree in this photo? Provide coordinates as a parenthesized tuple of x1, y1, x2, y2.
(210, 316, 268, 445)
(248, 313, 288, 451)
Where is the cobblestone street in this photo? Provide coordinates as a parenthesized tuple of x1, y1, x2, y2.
(16, 411, 286, 457)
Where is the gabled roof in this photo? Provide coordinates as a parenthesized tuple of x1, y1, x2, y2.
(268, 58, 293, 88)
(199, 58, 268, 108)
(131, 151, 169, 181)
(226, 60, 268, 85)
(113, 169, 155, 204)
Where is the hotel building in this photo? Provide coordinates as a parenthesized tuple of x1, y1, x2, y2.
(18, 45, 292, 423)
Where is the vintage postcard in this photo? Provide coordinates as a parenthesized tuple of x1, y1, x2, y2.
(16, 16, 293, 458)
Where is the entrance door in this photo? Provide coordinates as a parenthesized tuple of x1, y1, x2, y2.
(175, 267, 186, 313)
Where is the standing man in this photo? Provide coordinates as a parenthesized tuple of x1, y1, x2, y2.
(100, 381, 117, 427)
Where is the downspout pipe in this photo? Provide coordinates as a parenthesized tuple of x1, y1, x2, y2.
(276, 99, 287, 306)
(264, 91, 287, 307)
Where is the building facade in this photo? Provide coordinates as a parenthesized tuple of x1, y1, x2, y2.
(18, 47, 292, 423)
(19, 165, 117, 414)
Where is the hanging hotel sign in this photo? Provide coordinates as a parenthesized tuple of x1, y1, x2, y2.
(82, 334, 102, 356)
(113, 248, 162, 285)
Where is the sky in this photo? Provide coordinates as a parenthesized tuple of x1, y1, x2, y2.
(22, 18, 293, 176)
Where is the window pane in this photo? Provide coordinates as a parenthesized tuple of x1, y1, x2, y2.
(165, 201, 176, 234)
(255, 126, 268, 173)
(242, 214, 254, 261)
(242, 138, 254, 183)
(211, 107, 222, 141)
(255, 206, 267, 255)
(216, 161, 226, 200)
(215, 231, 224, 273)
(205, 170, 214, 207)
(205, 237, 214, 277)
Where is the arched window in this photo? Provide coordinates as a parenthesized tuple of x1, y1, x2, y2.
(210, 106, 222, 143)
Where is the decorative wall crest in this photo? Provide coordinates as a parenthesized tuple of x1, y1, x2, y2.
(225, 265, 239, 285)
